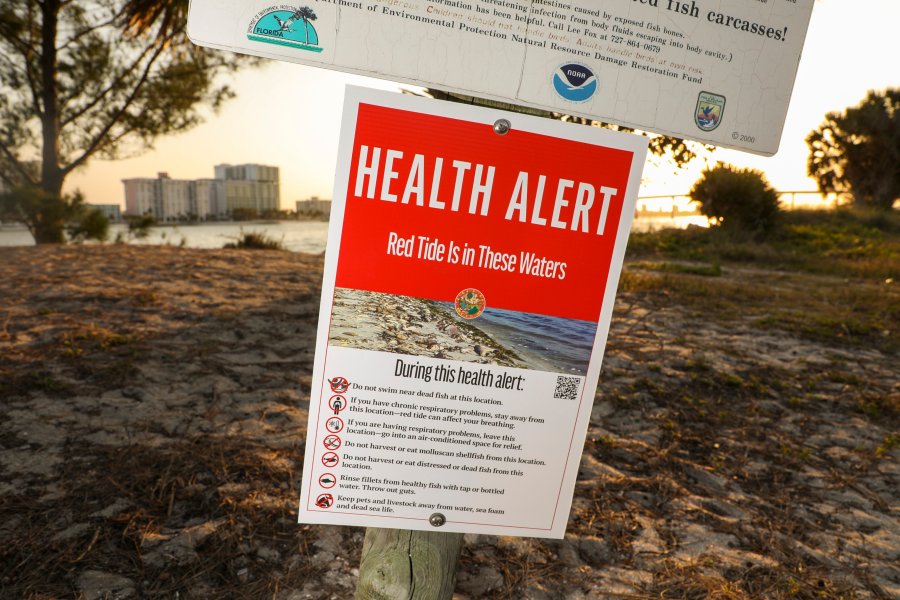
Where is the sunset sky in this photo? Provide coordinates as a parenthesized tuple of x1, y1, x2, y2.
(64, 0, 899, 209)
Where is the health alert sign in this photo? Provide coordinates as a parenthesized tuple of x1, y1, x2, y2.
(298, 87, 647, 538)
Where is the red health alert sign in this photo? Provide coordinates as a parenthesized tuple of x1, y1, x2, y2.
(299, 87, 647, 539)
(336, 103, 636, 323)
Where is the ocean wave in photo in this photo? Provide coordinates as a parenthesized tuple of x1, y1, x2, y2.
(436, 303, 597, 376)
(328, 288, 598, 375)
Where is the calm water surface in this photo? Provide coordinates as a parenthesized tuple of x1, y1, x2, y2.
(0, 215, 705, 251)
(436, 302, 597, 376)
(0, 221, 329, 253)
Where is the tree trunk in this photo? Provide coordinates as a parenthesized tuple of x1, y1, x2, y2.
(35, 0, 66, 244)
(355, 528, 464, 600)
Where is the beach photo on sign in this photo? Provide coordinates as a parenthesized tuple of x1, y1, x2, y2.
(328, 288, 597, 375)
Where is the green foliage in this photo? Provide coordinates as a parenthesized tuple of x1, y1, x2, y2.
(126, 214, 157, 239)
(223, 230, 285, 250)
(231, 207, 260, 221)
(626, 207, 899, 280)
(806, 88, 900, 210)
(67, 208, 110, 243)
(0, 0, 247, 242)
(0, 185, 87, 243)
(690, 164, 781, 239)
(632, 261, 722, 277)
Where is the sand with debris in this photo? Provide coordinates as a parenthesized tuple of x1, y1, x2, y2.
(329, 287, 526, 368)
(1, 244, 897, 599)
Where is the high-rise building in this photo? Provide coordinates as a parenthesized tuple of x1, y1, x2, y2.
(122, 172, 191, 222)
(159, 176, 192, 221)
(123, 164, 281, 221)
(214, 163, 280, 216)
(122, 176, 161, 219)
(194, 179, 218, 220)
(296, 196, 332, 216)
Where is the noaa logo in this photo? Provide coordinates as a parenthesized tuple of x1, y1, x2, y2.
(248, 5, 322, 53)
(552, 63, 598, 103)
(695, 92, 726, 132)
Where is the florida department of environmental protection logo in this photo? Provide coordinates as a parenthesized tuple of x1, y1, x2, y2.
(455, 289, 486, 320)
(695, 92, 726, 132)
(552, 63, 598, 103)
(248, 5, 322, 53)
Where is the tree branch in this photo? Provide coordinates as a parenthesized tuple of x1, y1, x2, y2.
(0, 140, 36, 186)
(62, 35, 170, 175)
(56, 14, 118, 51)
(60, 42, 157, 127)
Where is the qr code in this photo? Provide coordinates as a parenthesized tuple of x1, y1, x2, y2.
(554, 376, 580, 400)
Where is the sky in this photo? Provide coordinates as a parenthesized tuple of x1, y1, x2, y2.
(64, 0, 899, 210)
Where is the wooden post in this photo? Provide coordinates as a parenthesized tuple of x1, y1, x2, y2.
(355, 528, 464, 600)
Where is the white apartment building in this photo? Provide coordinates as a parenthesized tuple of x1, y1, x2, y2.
(123, 164, 280, 221)
(296, 197, 332, 216)
(194, 179, 218, 220)
(123, 177, 160, 219)
(159, 177, 192, 221)
(214, 164, 280, 216)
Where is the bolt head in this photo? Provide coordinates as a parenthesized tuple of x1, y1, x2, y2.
(429, 513, 446, 527)
(493, 119, 511, 136)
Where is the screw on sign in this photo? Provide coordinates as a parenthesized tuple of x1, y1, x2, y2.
(323, 435, 342, 451)
(321, 452, 340, 468)
(328, 376, 350, 394)
(319, 472, 337, 488)
(315, 493, 334, 509)
(328, 395, 347, 415)
(325, 416, 344, 433)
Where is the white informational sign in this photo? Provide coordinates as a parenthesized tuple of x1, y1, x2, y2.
(187, 0, 814, 155)
(297, 87, 647, 538)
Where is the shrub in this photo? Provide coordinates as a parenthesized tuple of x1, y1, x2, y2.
(67, 208, 110, 243)
(223, 230, 285, 250)
(126, 214, 157, 239)
(690, 164, 781, 238)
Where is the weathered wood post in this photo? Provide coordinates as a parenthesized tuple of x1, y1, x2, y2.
(355, 528, 464, 600)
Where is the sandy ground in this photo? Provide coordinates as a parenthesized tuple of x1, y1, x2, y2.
(329, 288, 526, 368)
(0, 245, 897, 599)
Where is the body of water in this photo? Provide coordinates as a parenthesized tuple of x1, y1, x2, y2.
(0, 221, 330, 253)
(475, 308, 598, 376)
(437, 302, 597, 376)
(0, 215, 704, 251)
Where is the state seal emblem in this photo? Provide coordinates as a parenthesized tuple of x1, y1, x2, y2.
(248, 6, 322, 53)
(455, 289, 486, 320)
(695, 92, 726, 132)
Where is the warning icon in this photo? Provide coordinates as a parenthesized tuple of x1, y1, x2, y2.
(329, 376, 350, 394)
(321, 452, 340, 468)
(328, 395, 347, 415)
(319, 472, 337, 489)
(315, 493, 334, 509)
(323, 435, 342, 451)
(325, 417, 344, 433)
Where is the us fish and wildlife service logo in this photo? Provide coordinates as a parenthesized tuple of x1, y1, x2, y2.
(455, 289, 486, 320)
(695, 92, 726, 132)
(552, 63, 598, 103)
(248, 5, 322, 53)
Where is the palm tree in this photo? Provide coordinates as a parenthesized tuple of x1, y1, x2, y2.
(291, 7, 318, 45)
(121, 0, 190, 40)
